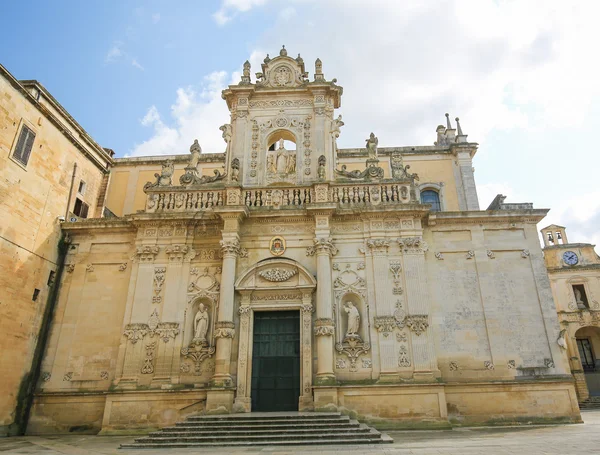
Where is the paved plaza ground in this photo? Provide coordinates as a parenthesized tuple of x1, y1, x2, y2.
(2, 410, 599, 455)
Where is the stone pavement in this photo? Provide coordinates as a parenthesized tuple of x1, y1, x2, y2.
(2, 410, 599, 455)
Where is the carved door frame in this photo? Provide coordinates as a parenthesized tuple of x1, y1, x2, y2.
(234, 259, 316, 412)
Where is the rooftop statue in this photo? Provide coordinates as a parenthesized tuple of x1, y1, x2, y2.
(189, 139, 202, 169)
(366, 132, 378, 160)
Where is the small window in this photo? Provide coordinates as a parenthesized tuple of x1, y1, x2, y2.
(32, 288, 40, 301)
(47, 270, 56, 287)
(573, 284, 589, 309)
(78, 180, 86, 195)
(12, 124, 36, 166)
(421, 190, 441, 212)
(73, 198, 89, 218)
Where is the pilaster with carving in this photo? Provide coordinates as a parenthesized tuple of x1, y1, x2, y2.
(398, 236, 439, 379)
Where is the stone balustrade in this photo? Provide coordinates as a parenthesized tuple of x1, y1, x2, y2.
(145, 189, 225, 213)
(145, 182, 416, 213)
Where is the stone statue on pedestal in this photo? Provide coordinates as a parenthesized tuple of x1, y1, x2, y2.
(366, 132, 378, 160)
(193, 304, 209, 344)
(344, 302, 360, 337)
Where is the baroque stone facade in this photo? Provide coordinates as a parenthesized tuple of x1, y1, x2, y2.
(2, 49, 581, 435)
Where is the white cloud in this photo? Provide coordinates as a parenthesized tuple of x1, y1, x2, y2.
(130, 71, 231, 157)
(131, 59, 144, 71)
(278, 6, 296, 21)
(152, 13, 161, 24)
(213, 0, 268, 25)
(541, 191, 600, 248)
(105, 41, 124, 63)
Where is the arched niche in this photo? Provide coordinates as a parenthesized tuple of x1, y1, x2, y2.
(264, 129, 299, 185)
(183, 296, 216, 348)
(337, 291, 368, 343)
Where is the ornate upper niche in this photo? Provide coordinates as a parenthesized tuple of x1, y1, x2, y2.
(222, 46, 343, 110)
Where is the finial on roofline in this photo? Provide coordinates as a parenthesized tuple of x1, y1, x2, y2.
(264, 54, 270, 64)
(445, 113, 452, 130)
(455, 117, 468, 143)
(455, 117, 463, 136)
(280, 45, 287, 56)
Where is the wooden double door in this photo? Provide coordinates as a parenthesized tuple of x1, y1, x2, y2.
(251, 311, 300, 411)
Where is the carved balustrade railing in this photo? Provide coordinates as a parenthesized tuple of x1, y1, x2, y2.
(145, 189, 225, 213)
(144, 182, 416, 213)
(331, 183, 414, 206)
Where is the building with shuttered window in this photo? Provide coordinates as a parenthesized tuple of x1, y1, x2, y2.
(0, 64, 113, 436)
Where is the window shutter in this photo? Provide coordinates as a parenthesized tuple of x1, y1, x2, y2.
(80, 202, 89, 219)
(13, 125, 35, 166)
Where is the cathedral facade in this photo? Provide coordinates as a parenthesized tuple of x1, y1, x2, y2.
(26, 48, 580, 433)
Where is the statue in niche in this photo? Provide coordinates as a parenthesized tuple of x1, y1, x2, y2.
(575, 288, 586, 308)
(344, 302, 360, 338)
(193, 303, 209, 344)
(267, 154, 277, 174)
(276, 139, 287, 173)
(318, 155, 326, 180)
(266, 138, 296, 182)
(231, 157, 240, 182)
(366, 132, 378, 160)
(285, 153, 296, 174)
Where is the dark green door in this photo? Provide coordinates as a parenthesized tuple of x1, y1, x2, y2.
(251, 311, 300, 411)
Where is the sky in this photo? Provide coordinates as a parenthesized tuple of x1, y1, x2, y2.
(1, 0, 599, 247)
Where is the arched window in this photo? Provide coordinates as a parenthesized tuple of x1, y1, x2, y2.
(421, 190, 441, 212)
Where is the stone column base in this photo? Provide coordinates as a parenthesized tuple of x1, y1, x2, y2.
(313, 387, 339, 411)
(205, 389, 235, 413)
(299, 394, 314, 411)
(232, 396, 251, 413)
(377, 373, 400, 383)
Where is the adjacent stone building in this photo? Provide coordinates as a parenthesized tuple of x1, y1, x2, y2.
(2, 47, 582, 435)
(0, 65, 113, 435)
(542, 224, 600, 401)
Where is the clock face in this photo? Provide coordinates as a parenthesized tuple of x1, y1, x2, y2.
(563, 251, 579, 265)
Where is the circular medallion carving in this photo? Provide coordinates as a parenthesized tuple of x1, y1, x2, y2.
(275, 116, 288, 128)
(274, 66, 292, 86)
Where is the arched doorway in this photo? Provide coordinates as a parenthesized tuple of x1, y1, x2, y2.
(575, 326, 600, 397)
(232, 258, 317, 412)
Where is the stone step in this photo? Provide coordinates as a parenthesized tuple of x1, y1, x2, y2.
(173, 418, 354, 428)
(134, 431, 381, 443)
(120, 412, 392, 448)
(166, 421, 361, 432)
(121, 436, 391, 448)
(149, 426, 371, 437)
(186, 413, 344, 422)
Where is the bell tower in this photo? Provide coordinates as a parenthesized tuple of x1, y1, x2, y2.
(221, 46, 343, 187)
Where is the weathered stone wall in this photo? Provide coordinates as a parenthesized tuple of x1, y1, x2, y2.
(0, 68, 111, 435)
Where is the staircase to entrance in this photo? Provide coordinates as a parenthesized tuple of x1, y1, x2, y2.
(120, 412, 393, 448)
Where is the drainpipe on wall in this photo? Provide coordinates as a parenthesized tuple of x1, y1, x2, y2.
(65, 162, 77, 219)
(13, 233, 70, 435)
